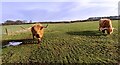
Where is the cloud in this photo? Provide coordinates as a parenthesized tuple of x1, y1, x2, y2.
(1, 0, 119, 3)
(0, 2, 2, 21)
(1, 1, 119, 23)
(2, 2, 80, 21)
(119, 1, 120, 15)
(1, 0, 91, 2)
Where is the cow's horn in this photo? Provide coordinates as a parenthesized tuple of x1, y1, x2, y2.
(43, 24, 48, 28)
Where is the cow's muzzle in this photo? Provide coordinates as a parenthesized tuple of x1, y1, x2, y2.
(38, 38, 41, 44)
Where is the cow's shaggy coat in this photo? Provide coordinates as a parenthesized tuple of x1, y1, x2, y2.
(99, 18, 113, 34)
(31, 23, 47, 44)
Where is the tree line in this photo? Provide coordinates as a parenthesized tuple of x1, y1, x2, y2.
(1, 16, 120, 25)
(1, 20, 29, 25)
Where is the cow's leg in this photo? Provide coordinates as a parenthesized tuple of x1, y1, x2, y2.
(99, 28, 100, 31)
(106, 29, 110, 34)
(32, 34, 35, 39)
(99, 22, 102, 31)
(38, 38, 41, 44)
(99, 27, 101, 31)
(107, 30, 110, 34)
(37, 38, 41, 48)
(102, 30, 105, 33)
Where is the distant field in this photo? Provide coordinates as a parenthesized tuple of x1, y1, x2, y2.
(1, 20, 119, 64)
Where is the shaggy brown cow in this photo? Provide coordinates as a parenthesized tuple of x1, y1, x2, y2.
(99, 18, 113, 34)
(31, 23, 48, 44)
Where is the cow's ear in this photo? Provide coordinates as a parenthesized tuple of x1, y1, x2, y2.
(40, 27, 43, 30)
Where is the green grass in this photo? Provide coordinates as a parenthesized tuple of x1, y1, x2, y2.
(1, 20, 119, 64)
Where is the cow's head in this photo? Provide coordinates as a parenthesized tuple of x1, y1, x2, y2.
(36, 34, 42, 43)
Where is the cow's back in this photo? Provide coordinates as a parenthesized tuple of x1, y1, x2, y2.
(99, 19, 112, 28)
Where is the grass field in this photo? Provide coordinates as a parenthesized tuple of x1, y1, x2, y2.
(1, 20, 119, 64)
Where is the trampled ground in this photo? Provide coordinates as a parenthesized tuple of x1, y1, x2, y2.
(1, 20, 119, 64)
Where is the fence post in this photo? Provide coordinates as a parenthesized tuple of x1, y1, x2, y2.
(5, 28, 8, 35)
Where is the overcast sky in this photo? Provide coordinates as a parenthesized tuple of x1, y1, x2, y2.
(1, 0, 119, 23)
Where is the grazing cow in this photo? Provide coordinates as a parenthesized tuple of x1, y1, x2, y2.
(99, 18, 113, 34)
(31, 23, 48, 44)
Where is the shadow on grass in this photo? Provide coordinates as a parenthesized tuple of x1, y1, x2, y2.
(66, 30, 107, 36)
(2, 38, 38, 48)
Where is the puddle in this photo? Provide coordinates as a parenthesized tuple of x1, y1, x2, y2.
(3, 41, 22, 47)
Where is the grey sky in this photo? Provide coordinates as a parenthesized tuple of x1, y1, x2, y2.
(1, 0, 119, 23)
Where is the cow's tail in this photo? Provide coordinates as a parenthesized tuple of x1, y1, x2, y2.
(112, 27, 117, 30)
